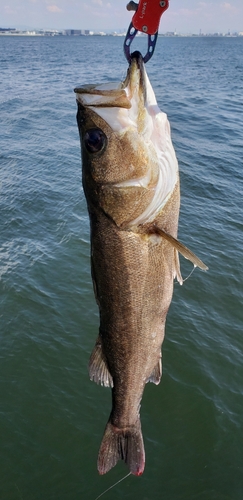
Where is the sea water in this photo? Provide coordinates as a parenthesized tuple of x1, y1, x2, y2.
(0, 35, 243, 499)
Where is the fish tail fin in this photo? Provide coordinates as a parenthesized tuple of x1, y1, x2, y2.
(98, 419, 145, 476)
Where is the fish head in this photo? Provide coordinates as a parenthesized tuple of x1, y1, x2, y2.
(75, 51, 178, 228)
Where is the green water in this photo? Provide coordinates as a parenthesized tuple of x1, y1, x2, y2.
(1, 35, 243, 499)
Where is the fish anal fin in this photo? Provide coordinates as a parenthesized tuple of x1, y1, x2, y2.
(147, 357, 162, 385)
(89, 338, 113, 388)
(153, 225, 208, 272)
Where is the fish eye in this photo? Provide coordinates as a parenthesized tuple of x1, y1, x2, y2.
(83, 128, 107, 154)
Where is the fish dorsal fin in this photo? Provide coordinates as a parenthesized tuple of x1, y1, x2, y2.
(89, 338, 113, 388)
(147, 357, 162, 385)
(153, 226, 208, 271)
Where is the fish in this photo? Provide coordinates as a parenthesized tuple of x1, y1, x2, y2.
(74, 51, 207, 477)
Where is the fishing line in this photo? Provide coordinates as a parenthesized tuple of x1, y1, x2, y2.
(182, 264, 196, 283)
(94, 472, 132, 500)
(175, 264, 196, 285)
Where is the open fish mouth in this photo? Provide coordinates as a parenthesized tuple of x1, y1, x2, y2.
(74, 51, 157, 133)
(74, 51, 161, 131)
(74, 51, 145, 105)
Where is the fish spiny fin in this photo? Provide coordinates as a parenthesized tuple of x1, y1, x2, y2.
(174, 248, 183, 285)
(98, 419, 145, 476)
(147, 357, 162, 385)
(154, 226, 208, 271)
(89, 338, 113, 388)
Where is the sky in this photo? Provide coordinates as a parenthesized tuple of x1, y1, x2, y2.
(1, 0, 243, 33)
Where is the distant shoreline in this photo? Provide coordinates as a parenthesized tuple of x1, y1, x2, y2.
(0, 33, 242, 38)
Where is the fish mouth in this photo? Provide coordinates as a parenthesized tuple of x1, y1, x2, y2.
(122, 50, 147, 105)
(74, 52, 159, 138)
(74, 51, 147, 116)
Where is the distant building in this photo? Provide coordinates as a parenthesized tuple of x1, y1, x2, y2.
(165, 31, 176, 36)
(0, 27, 16, 32)
(72, 29, 80, 35)
(65, 29, 82, 35)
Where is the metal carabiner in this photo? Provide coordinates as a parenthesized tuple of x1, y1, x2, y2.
(124, 22, 158, 64)
(124, 0, 169, 64)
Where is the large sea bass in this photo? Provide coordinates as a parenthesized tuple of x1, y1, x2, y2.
(75, 51, 207, 476)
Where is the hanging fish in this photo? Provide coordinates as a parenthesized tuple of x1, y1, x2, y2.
(75, 51, 207, 476)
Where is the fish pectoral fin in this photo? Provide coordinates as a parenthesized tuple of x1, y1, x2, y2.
(147, 357, 162, 385)
(89, 338, 113, 388)
(153, 226, 208, 272)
